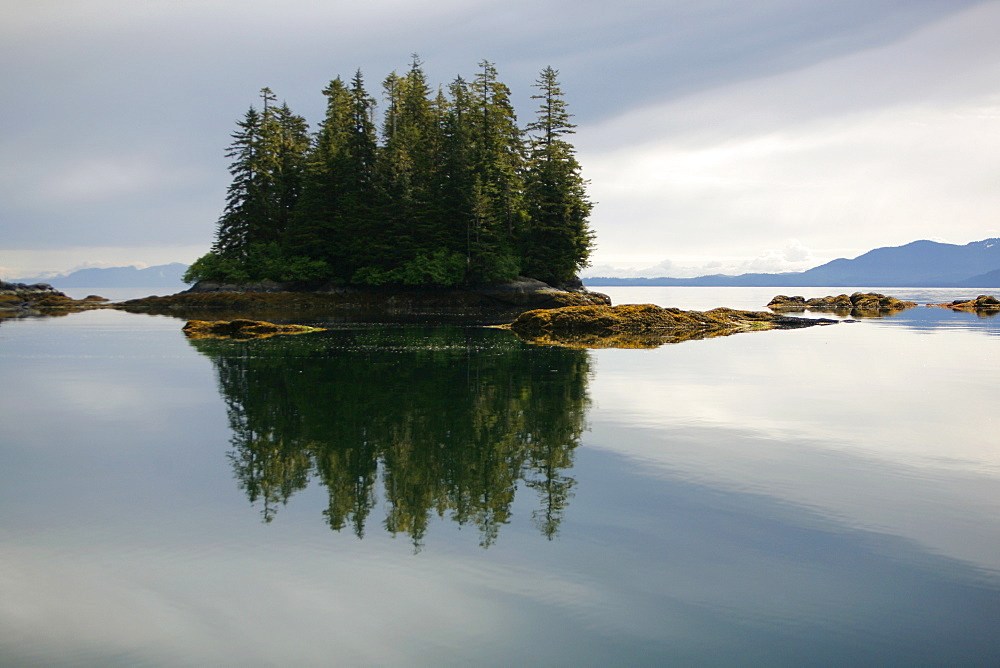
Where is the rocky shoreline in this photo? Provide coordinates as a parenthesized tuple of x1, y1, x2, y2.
(6, 278, 996, 348)
(0, 281, 108, 317)
(111, 277, 611, 323)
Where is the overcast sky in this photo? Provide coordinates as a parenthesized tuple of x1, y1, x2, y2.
(2, 0, 998, 278)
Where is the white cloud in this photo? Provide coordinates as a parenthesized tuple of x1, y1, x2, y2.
(1, 0, 994, 273)
(580, 239, 828, 278)
(741, 239, 817, 273)
(579, 2, 1000, 268)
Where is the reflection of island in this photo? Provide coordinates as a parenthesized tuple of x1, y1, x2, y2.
(190, 326, 590, 548)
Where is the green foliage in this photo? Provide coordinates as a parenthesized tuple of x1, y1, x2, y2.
(204, 60, 594, 288)
(184, 245, 330, 284)
(184, 251, 249, 283)
(522, 67, 594, 284)
(353, 250, 466, 287)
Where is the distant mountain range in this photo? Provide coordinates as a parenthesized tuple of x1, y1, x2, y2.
(585, 239, 1000, 287)
(7, 238, 1000, 289)
(8, 263, 189, 288)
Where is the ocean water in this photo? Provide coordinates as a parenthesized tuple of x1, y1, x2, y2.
(1, 286, 997, 666)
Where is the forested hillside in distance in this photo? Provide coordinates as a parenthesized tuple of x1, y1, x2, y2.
(185, 58, 594, 288)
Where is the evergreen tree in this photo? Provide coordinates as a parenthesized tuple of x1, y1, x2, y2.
(211, 105, 265, 260)
(467, 60, 527, 282)
(523, 67, 593, 284)
(439, 76, 477, 269)
(290, 72, 379, 281)
(188, 60, 595, 289)
(377, 56, 455, 277)
(342, 70, 382, 276)
(270, 102, 310, 244)
(288, 77, 353, 265)
(198, 89, 310, 282)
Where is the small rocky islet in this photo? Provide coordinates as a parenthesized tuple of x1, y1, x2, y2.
(182, 318, 325, 340)
(0, 280, 108, 317)
(503, 303, 839, 348)
(766, 292, 917, 316)
(927, 295, 1000, 312)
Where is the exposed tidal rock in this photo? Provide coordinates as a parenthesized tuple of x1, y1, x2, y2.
(927, 295, 1000, 312)
(505, 303, 837, 348)
(0, 280, 108, 316)
(182, 319, 325, 340)
(184, 279, 290, 294)
(115, 277, 609, 323)
(767, 292, 916, 316)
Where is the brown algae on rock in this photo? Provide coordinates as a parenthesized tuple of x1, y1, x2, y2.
(503, 303, 836, 348)
(767, 292, 916, 316)
(0, 281, 109, 317)
(182, 319, 325, 340)
(928, 295, 1000, 313)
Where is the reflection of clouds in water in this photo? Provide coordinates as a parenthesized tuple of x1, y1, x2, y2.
(591, 323, 1000, 469)
(587, 418, 1000, 574)
(586, 321, 1000, 572)
(0, 538, 602, 666)
(5, 447, 998, 666)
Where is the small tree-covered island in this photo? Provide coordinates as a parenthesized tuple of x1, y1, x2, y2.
(185, 59, 594, 290)
(114, 58, 851, 340)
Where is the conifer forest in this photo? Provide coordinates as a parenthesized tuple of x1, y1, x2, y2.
(186, 58, 594, 287)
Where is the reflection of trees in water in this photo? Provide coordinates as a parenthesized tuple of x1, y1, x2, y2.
(191, 327, 590, 548)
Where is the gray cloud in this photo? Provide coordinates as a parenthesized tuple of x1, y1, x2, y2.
(0, 0, 990, 274)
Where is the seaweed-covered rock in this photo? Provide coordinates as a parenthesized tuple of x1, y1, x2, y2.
(928, 295, 1000, 312)
(506, 303, 836, 348)
(0, 281, 108, 316)
(182, 319, 324, 339)
(767, 292, 915, 316)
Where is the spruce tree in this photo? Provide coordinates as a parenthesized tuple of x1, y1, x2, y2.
(290, 73, 380, 281)
(467, 60, 527, 282)
(212, 105, 265, 260)
(205, 89, 310, 280)
(342, 69, 383, 279)
(270, 102, 310, 245)
(439, 76, 477, 270)
(288, 77, 353, 265)
(523, 67, 593, 284)
(378, 57, 453, 274)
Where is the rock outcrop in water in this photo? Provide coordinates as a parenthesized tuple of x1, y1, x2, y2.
(0, 281, 108, 317)
(505, 303, 837, 348)
(182, 319, 325, 339)
(927, 295, 1000, 312)
(115, 278, 610, 323)
(767, 292, 916, 316)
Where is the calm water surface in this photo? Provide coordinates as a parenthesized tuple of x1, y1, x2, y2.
(1, 287, 998, 666)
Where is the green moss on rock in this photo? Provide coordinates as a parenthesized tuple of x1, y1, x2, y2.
(0, 281, 109, 316)
(767, 292, 915, 316)
(928, 295, 1000, 312)
(182, 319, 325, 340)
(505, 303, 835, 348)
